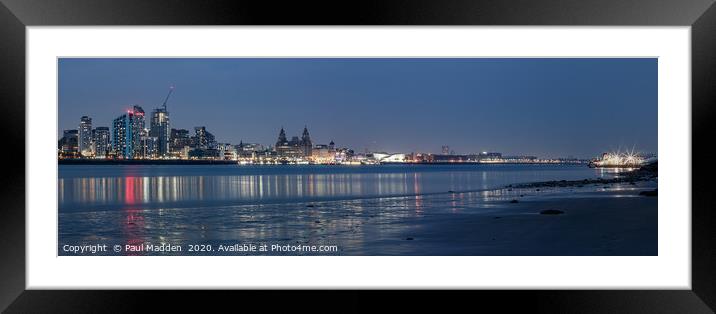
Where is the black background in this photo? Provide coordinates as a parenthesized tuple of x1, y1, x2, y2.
(0, 0, 714, 312)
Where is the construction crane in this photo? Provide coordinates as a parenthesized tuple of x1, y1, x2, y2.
(161, 85, 174, 111)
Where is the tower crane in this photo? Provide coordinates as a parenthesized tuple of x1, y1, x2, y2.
(162, 85, 174, 111)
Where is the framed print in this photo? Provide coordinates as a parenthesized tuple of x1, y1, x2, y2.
(1, 0, 715, 312)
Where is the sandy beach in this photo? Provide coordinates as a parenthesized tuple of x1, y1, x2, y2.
(330, 180, 658, 256)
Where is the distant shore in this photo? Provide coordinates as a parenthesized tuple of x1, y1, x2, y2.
(58, 159, 238, 165)
(58, 159, 587, 166)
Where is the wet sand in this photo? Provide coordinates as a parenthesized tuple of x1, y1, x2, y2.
(358, 188, 657, 256)
(333, 180, 658, 256)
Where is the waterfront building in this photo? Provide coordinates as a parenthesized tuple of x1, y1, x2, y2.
(170, 128, 191, 154)
(92, 127, 110, 158)
(301, 127, 312, 156)
(478, 152, 502, 161)
(58, 129, 79, 156)
(112, 114, 132, 159)
(217, 143, 236, 160)
(179, 146, 191, 159)
(112, 106, 144, 159)
(131, 106, 146, 158)
(140, 136, 159, 159)
(78, 116, 93, 157)
(312, 140, 337, 163)
(150, 107, 170, 157)
(503, 155, 538, 162)
(275, 126, 313, 158)
(429, 154, 474, 163)
(236, 141, 264, 152)
(188, 148, 220, 159)
(274, 127, 291, 156)
(193, 126, 216, 149)
(371, 152, 406, 163)
(329, 145, 355, 163)
(235, 141, 265, 159)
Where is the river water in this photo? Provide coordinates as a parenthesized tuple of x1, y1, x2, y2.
(58, 164, 622, 255)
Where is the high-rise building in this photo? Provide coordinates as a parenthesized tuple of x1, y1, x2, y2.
(150, 108, 170, 157)
(193, 126, 215, 149)
(112, 107, 144, 159)
(140, 135, 159, 159)
(92, 127, 110, 158)
(58, 129, 78, 154)
(78, 116, 93, 156)
(442, 145, 450, 155)
(131, 106, 145, 158)
(170, 128, 190, 153)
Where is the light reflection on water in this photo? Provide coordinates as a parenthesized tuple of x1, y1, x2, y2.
(59, 164, 614, 210)
(58, 164, 629, 255)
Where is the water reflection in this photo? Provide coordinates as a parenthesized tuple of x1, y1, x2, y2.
(58, 164, 623, 255)
(59, 165, 609, 210)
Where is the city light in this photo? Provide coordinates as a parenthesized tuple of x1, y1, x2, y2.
(588, 150, 655, 168)
(59, 94, 655, 166)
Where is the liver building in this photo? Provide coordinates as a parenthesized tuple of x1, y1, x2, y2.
(275, 126, 312, 158)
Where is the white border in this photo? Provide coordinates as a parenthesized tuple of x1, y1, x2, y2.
(27, 27, 690, 289)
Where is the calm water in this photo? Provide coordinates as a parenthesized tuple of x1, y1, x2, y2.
(59, 164, 616, 210)
(58, 164, 624, 255)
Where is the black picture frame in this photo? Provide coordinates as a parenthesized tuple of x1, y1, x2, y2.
(1, 0, 714, 312)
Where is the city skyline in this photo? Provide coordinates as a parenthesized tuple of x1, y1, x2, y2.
(58, 58, 657, 158)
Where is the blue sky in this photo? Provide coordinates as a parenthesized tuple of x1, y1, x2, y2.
(58, 58, 657, 158)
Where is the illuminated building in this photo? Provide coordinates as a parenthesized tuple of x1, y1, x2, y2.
(478, 152, 502, 161)
(235, 141, 264, 159)
(186, 127, 219, 159)
(589, 151, 652, 168)
(236, 141, 264, 152)
(78, 116, 93, 156)
(217, 143, 236, 160)
(170, 128, 191, 154)
(140, 136, 159, 159)
(188, 148, 220, 159)
(301, 127, 312, 156)
(58, 129, 78, 156)
(130, 106, 145, 158)
(112, 106, 144, 159)
(92, 127, 110, 158)
(371, 152, 406, 163)
(150, 108, 170, 157)
(275, 126, 313, 158)
(193, 126, 216, 149)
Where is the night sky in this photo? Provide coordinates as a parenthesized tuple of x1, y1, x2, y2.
(58, 58, 657, 158)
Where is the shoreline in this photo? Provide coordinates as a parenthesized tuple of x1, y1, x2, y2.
(58, 159, 238, 165)
(508, 162, 658, 189)
(57, 159, 588, 166)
